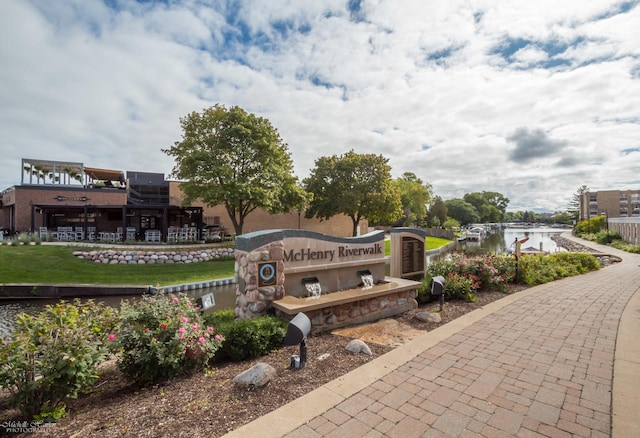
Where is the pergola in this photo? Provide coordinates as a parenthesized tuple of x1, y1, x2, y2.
(21, 158, 125, 187)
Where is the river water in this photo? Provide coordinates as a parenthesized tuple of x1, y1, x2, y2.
(0, 227, 569, 337)
(457, 226, 568, 255)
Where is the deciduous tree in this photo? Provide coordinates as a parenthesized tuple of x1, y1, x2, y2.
(444, 199, 480, 225)
(395, 172, 433, 226)
(163, 105, 309, 236)
(303, 150, 402, 236)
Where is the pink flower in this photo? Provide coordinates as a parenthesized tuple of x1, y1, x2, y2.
(182, 317, 189, 323)
(214, 334, 222, 340)
(204, 333, 210, 338)
(178, 327, 185, 334)
(145, 328, 150, 332)
(191, 324, 198, 331)
(172, 297, 179, 303)
(187, 302, 193, 307)
(108, 334, 116, 341)
(208, 326, 214, 333)
(198, 337, 205, 343)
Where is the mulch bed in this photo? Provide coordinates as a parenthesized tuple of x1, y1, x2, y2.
(0, 287, 526, 438)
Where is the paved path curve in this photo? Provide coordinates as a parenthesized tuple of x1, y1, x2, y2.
(225, 234, 640, 437)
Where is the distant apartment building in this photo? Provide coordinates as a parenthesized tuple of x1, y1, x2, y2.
(580, 189, 640, 221)
(580, 189, 640, 246)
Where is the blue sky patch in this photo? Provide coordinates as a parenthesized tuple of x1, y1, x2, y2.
(348, 0, 366, 23)
(490, 36, 587, 69)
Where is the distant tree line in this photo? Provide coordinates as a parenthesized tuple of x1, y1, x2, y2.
(164, 104, 575, 236)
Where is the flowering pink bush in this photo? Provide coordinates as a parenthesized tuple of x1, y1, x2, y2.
(111, 294, 223, 385)
(424, 253, 516, 302)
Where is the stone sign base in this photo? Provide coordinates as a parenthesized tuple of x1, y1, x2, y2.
(272, 276, 419, 333)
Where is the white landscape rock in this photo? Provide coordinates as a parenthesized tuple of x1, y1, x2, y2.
(233, 362, 276, 388)
(345, 339, 372, 355)
(414, 311, 442, 323)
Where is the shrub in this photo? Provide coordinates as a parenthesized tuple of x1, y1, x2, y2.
(204, 310, 287, 362)
(417, 274, 433, 304)
(443, 271, 478, 302)
(516, 252, 599, 285)
(610, 240, 640, 253)
(427, 253, 515, 295)
(112, 294, 223, 386)
(595, 230, 621, 244)
(0, 300, 118, 421)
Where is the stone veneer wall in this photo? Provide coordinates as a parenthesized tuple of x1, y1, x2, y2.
(234, 237, 419, 331)
(73, 247, 234, 264)
(235, 239, 286, 319)
(298, 290, 417, 334)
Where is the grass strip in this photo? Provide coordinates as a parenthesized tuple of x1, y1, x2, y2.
(0, 245, 235, 286)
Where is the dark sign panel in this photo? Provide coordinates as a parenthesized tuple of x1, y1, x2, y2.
(401, 236, 425, 277)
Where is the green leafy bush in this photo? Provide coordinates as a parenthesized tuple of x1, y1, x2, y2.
(112, 294, 223, 386)
(574, 216, 607, 236)
(443, 271, 478, 302)
(204, 310, 287, 362)
(610, 240, 640, 253)
(417, 274, 433, 304)
(0, 300, 118, 421)
(595, 230, 621, 244)
(516, 252, 599, 285)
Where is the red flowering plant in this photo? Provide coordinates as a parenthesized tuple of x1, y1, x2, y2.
(110, 294, 223, 386)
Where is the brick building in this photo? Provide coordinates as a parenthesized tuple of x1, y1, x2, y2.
(1, 158, 363, 240)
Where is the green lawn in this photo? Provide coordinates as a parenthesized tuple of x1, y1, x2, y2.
(0, 245, 235, 286)
(3, 236, 452, 285)
(426, 236, 452, 251)
(384, 235, 452, 255)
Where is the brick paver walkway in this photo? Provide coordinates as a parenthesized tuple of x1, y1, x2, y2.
(228, 238, 640, 438)
(227, 237, 640, 437)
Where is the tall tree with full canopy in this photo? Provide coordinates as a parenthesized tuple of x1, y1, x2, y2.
(395, 172, 433, 226)
(163, 104, 309, 236)
(444, 198, 480, 225)
(463, 191, 509, 222)
(427, 195, 448, 227)
(303, 150, 402, 236)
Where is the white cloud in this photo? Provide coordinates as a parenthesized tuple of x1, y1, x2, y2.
(1, 0, 639, 214)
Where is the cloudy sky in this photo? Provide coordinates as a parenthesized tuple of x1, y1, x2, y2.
(2, 0, 639, 212)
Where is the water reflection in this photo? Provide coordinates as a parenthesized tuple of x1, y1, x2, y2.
(458, 227, 567, 255)
(0, 283, 237, 337)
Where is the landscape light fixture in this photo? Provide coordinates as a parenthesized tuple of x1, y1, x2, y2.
(283, 312, 311, 369)
(430, 275, 446, 312)
(196, 292, 215, 312)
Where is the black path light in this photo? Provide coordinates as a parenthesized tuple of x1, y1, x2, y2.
(430, 275, 446, 312)
(283, 312, 311, 369)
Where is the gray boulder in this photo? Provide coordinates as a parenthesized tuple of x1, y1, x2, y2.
(345, 339, 372, 355)
(233, 362, 276, 387)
